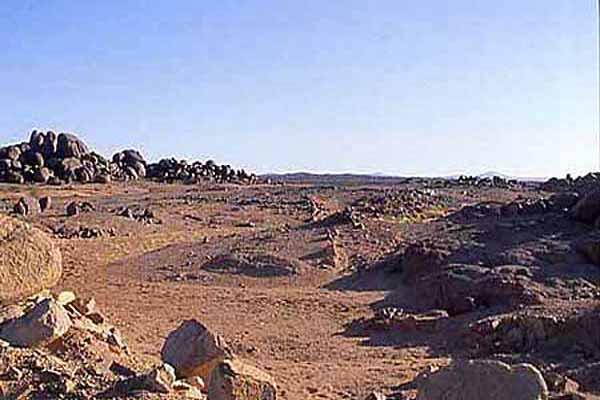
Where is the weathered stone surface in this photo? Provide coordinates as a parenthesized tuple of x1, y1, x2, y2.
(208, 358, 277, 400)
(161, 319, 231, 381)
(416, 360, 548, 400)
(402, 242, 449, 283)
(0, 215, 62, 303)
(0, 299, 72, 347)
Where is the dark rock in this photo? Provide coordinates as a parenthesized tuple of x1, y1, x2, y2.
(21, 150, 44, 168)
(6, 170, 24, 184)
(573, 189, 600, 224)
(549, 192, 580, 211)
(56, 133, 89, 159)
(29, 130, 45, 152)
(42, 131, 58, 157)
(0, 159, 11, 171)
(66, 202, 80, 217)
(39, 196, 52, 212)
(13, 197, 41, 216)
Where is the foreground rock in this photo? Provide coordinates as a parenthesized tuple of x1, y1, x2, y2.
(161, 319, 232, 381)
(208, 358, 277, 400)
(0, 298, 71, 347)
(0, 215, 62, 303)
(417, 360, 548, 400)
(0, 291, 142, 398)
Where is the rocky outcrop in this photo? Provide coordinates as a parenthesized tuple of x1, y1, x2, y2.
(0, 215, 62, 303)
(401, 242, 450, 283)
(0, 130, 144, 184)
(415, 264, 544, 315)
(147, 158, 256, 184)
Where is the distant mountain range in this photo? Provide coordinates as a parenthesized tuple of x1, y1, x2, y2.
(262, 171, 548, 183)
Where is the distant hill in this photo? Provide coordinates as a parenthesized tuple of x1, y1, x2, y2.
(262, 171, 548, 185)
(260, 172, 413, 185)
(444, 171, 547, 182)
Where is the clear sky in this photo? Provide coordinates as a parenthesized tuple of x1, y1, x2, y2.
(0, 1, 597, 177)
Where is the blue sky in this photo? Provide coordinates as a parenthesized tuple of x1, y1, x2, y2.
(0, 1, 597, 177)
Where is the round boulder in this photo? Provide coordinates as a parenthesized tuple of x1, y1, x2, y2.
(56, 133, 89, 159)
(0, 215, 62, 304)
(417, 360, 548, 400)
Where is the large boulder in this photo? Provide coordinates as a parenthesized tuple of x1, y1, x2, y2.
(161, 320, 231, 381)
(111, 149, 147, 180)
(0, 215, 62, 303)
(29, 130, 45, 152)
(56, 133, 89, 159)
(42, 131, 58, 157)
(208, 358, 277, 400)
(0, 298, 72, 347)
(417, 360, 548, 400)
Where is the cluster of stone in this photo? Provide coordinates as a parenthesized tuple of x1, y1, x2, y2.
(0, 130, 147, 184)
(147, 158, 257, 184)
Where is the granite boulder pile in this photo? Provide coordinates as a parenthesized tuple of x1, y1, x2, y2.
(0, 130, 146, 184)
(147, 158, 256, 184)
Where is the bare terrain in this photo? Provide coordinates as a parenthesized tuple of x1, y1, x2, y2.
(4, 174, 594, 399)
